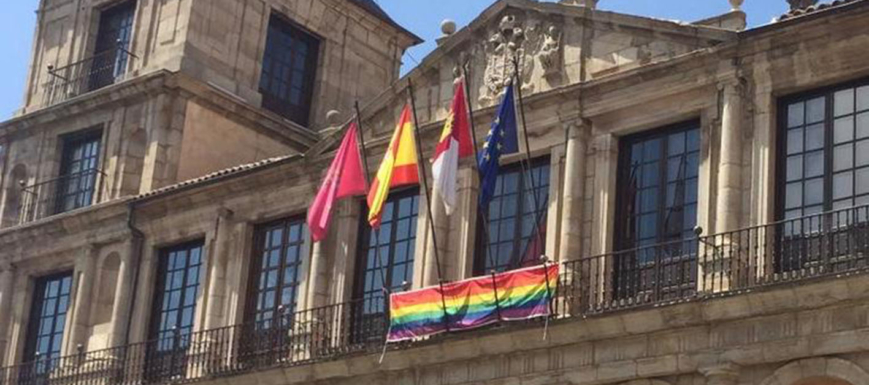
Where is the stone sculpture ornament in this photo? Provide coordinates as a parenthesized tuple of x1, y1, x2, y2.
(478, 13, 563, 106)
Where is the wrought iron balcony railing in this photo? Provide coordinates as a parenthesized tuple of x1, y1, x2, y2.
(18, 169, 108, 225)
(42, 46, 136, 107)
(3, 206, 869, 384)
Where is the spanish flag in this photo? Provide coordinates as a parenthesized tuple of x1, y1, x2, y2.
(367, 104, 420, 227)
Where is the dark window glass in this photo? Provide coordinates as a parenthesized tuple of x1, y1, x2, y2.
(778, 82, 869, 272)
(247, 217, 308, 329)
(356, 190, 419, 306)
(476, 159, 550, 274)
(90, 1, 135, 90)
(146, 241, 203, 379)
(56, 130, 101, 215)
(23, 273, 73, 373)
(614, 122, 700, 300)
(259, 14, 319, 126)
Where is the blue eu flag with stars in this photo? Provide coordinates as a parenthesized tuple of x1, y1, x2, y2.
(478, 84, 519, 207)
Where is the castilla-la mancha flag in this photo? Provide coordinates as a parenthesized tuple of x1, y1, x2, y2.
(307, 122, 367, 242)
(432, 79, 474, 214)
(367, 104, 420, 228)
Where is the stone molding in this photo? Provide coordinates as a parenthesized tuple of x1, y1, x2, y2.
(759, 357, 869, 385)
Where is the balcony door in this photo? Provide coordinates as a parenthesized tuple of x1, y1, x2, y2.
(55, 130, 102, 215)
(89, 1, 135, 91)
(22, 273, 73, 380)
(614, 122, 700, 303)
(146, 241, 203, 381)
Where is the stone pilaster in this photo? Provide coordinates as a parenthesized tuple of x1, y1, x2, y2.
(558, 121, 589, 262)
(108, 238, 139, 348)
(330, 200, 361, 304)
(590, 133, 618, 256)
(68, 245, 97, 354)
(702, 363, 740, 385)
(306, 240, 331, 310)
(203, 209, 234, 331)
(0, 263, 14, 365)
(716, 80, 744, 234)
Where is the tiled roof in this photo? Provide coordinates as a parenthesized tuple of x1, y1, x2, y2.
(348, 0, 422, 43)
(778, 0, 863, 21)
(134, 155, 303, 201)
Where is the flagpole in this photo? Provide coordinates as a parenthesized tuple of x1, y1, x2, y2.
(353, 102, 392, 301)
(460, 65, 499, 274)
(406, 79, 451, 332)
(511, 55, 547, 268)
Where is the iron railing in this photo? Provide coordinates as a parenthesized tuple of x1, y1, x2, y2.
(19, 169, 107, 225)
(42, 46, 136, 107)
(556, 204, 869, 315)
(0, 296, 387, 385)
(4, 206, 869, 384)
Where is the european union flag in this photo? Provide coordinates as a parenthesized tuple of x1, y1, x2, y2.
(478, 84, 519, 207)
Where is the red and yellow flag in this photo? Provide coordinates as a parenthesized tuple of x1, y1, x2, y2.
(367, 104, 419, 227)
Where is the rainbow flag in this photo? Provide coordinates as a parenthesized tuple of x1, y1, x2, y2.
(387, 264, 558, 342)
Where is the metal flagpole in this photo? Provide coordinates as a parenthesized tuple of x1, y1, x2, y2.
(353, 102, 392, 299)
(460, 64, 499, 274)
(406, 79, 451, 332)
(511, 55, 546, 268)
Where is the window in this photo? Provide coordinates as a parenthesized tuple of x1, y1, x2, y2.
(146, 241, 203, 380)
(56, 130, 102, 215)
(778, 81, 869, 272)
(89, 1, 135, 91)
(476, 159, 550, 274)
(247, 217, 309, 328)
(353, 190, 418, 342)
(23, 273, 73, 373)
(259, 14, 319, 126)
(614, 122, 700, 300)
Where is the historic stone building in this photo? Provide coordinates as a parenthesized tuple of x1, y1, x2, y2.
(1, 0, 869, 384)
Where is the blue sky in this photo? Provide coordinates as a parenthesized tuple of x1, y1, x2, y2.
(0, 0, 790, 119)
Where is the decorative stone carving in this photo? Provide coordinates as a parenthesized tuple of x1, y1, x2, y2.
(477, 14, 564, 106)
(538, 26, 562, 79)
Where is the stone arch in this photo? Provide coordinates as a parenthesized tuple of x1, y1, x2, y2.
(619, 380, 672, 385)
(92, 252, 121, 325)
(760, 358, 869, 385)
(3, 164, 27, 225)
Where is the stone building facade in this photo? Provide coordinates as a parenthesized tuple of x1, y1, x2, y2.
(1, 1, 869, 385)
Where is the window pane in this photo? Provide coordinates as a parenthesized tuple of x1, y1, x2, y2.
(787, 128, 803, 155)
(835, 88, 855, 117)
(786, 182, 803, 209)
(806, 97, 826, 124)
(805, 151, 824, 178)
(835, 116, 854, 144)
(858, 168, 869, 196)
(786, 156, 803, 182)
(834, 173, 853, 200)
(788, 102, 805, 128)
(857, 140, 869, 167)
(804, 178, 824, 206)
(834, 144, 854, 172)
(805, 123, 824, 151)
(858, 86, 869, 112)
(858, 112, 869, 139)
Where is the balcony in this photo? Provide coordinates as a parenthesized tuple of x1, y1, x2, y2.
(2, 205, 868, 384)
(18, 169, 108, 225)
(42, 47, 136, 108)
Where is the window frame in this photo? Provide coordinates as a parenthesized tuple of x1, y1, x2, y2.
(258, 12, 321, 127)
(147, 240, 205, 349)
(89, 0, 136, 91)
(244, 215, 309, 329)
(775, 77, 869, 220)
(613, 120, 702, 254)
(473, 157, 551, 275)
(23, 271, 74, 368)
(353, 188, 420, 303)
(56, 129, 103, 215)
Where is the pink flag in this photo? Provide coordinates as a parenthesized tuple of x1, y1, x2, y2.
(308, 123, 367, 242)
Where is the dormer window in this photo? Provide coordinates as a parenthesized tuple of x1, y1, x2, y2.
(259, 14, 319, 127)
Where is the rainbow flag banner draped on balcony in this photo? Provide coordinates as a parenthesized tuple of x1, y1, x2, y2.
(387, 264, 559, 342)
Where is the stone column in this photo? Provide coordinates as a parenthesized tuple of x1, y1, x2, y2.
(423, 187, 450, 287)
(68, 245, 97, 354)
(203, 209, 234, 331)
(306, 241, 330, 310)
(590, 133, 618, 256)
(0, 263, 15, 365)
(558, 122, 589, 262)
(108, 238, 139, 348)
(717, 80, 743, 234)
(702, 363, 740, 385)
